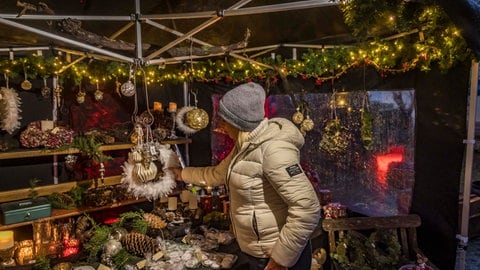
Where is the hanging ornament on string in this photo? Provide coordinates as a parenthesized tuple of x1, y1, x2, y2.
(319, 89, 350, 156)
(76, 84, 86, 104)
(20, 64, 32, 91)
(360, 92, 374, 150)
(121, 68, 178, 200)
(54, 84, 63, 108)
(176, 88, 209, 135)
(94, 81, 104, 101)
(292, 106, 304, 125)
(120, 65, 136, 97)
(0, 74, 22, 134)
(41, 77, 51, 98)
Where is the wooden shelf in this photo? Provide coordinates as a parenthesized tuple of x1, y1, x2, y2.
(0, 138, 191, 160)
(0, 198, 148, 230)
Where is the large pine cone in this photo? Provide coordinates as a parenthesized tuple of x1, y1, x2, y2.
(121, 232, 158, 257)
(143, 213, 167, 229)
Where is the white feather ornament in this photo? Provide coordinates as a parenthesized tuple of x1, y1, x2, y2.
(121, 143, 179, 200)
(0, 87, 22, 134)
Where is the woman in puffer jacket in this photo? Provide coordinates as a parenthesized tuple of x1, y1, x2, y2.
(171, 82, 321, 270)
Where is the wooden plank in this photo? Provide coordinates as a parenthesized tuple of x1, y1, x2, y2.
(0, 138, 191, 160)
(0, 198, 147, 230)
(0, 175, 122, 203)
(322, 215, 421, 231)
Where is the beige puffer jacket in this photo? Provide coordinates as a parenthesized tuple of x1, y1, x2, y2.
(182, 118, 321, 267)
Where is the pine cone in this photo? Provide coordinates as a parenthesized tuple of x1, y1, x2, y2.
(121, 232, 158, 257)
(143, 213, 167, 229)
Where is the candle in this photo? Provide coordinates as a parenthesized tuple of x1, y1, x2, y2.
(153, 101, 163, 111)
(0, 231, 14, 250)
(180, 190, 190, 203)
(160, 196, 168, 203)
(168, 102, 177, 112)
(168, 197, 178, 211)
(188, 193, 198, 210)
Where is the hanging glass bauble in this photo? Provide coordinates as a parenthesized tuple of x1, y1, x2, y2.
(94, 89, 104, 101)
(103, 239, 122, 257)
(185, 108, 209, 130)
(301, 115, 314, 131)
(120, 80, 136, 97)
(292, 108, 304, 124)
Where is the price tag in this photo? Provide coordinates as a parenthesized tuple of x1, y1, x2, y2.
(150, 145, 157, 155)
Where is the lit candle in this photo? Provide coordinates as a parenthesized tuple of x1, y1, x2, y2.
(168, 102, 177, 112)
(188, 193, 198, 210)
(180, 190, 190, 203)
(0, 231, 14, 250)
(168, 197, 178, 211)
(153, 101, 163, 111)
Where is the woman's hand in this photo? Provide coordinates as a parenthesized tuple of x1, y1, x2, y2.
(264, 259, 287, 270)
(169, 167, 183, 181)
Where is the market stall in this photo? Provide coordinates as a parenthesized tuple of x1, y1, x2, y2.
(0, 0, 479, 269)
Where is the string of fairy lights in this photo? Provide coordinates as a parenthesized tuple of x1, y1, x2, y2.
(0, 1, 473, 88)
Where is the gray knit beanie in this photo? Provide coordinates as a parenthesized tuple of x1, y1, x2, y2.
(218, 82, 266, 131)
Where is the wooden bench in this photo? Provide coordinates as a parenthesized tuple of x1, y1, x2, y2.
(322, 214, 435, 269)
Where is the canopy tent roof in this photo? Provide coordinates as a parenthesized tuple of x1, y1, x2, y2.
(0, 0, 356, 65)
(0, 0, 478, 70)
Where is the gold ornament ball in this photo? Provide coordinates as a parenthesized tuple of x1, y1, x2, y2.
(301, 117, 315, 131)
(292, 111, 304, 125)
(185, 108, 209, 130)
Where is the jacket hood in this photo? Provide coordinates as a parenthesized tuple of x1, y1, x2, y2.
(248, 118, 305, 149)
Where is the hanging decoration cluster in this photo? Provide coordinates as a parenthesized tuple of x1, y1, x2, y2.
(121, 69, 179, 200)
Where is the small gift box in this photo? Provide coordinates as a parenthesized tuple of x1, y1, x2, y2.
(323, 202, 347, 219)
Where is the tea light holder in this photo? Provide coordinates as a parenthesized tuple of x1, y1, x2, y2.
(15, 240, 35, 266)
(0, 230, 15, 267)
(168, 196, 178, 211)
(188, 192, 198, 210)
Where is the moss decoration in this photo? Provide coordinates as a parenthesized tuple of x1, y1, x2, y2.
(361, 109, 374, 150)
(330, 229, 403, 269)
(47, 192, 76, 209)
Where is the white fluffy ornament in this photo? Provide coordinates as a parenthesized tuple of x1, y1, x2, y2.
(121, 143, 179, 200)
(0, 87, 22, 134)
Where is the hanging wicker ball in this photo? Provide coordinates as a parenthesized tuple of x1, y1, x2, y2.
(21, 80, 32, 91)
(185, 108, 209, 130)
(292, 110, 304, 125)
(301, 116, 315, 131)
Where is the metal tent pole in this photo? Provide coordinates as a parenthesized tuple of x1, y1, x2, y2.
(0, 17, 133, 62)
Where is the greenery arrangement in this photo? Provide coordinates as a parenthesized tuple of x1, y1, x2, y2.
(331, 229, 403, 269)
(0, 0, 474, 88)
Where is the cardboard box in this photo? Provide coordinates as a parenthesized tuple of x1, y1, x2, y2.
(0, 197, 51, 225)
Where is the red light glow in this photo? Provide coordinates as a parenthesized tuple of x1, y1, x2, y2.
(376, 146, 405, 184)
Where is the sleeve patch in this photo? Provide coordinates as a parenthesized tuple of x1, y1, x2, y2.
(285, 164, 303, 177)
